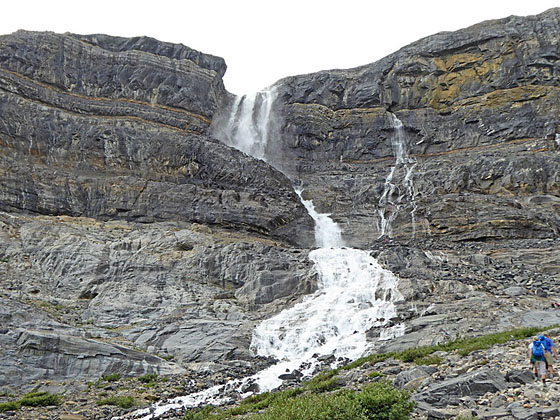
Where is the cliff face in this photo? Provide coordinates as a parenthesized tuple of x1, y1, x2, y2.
(0, 31, 315, 389)
(270, 8, 560, 247)
(0, 30, 313, 243)
(1, 9, 560, 397)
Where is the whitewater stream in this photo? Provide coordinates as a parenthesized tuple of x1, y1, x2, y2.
(117, 90, 405, 420)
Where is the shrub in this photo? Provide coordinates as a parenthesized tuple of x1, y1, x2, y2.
(102, 373, 122, 382)
(97, 395, 136, 409)
(0, 391, 63, 413)
(138, 373, 158, 384)
(246, 390, 369, 420)
(356, 381, 415, 420)
(20, 391, 63, 407)
(304, 370, 341, 393)
(0, 401, 21, 412)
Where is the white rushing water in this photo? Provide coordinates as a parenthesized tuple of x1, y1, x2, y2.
(117, 91, 406, 420)
(378, 114, 417, 238)
(218, 89, 276, 160)
(250, 192, 404, 392)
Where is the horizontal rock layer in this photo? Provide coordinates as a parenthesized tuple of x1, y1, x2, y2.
(265, 8, 560, 247)
(0, 30, 313, 245)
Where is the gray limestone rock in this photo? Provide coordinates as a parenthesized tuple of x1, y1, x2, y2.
(415, 368, 507, 407)
(0, 30, 314, 246)
(265, 8, 560, 248)
(0, 296, 185, 388)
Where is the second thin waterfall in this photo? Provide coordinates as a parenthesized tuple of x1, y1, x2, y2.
(378, 114, 418, 238)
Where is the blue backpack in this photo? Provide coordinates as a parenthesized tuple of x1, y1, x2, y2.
(533, 340, 545, 358)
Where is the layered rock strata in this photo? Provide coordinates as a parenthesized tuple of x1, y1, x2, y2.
(0, 31, 314, 389)
(0, 30, 313, 244)
(266, 8, 560, 249)
(2, 8, 560, 398)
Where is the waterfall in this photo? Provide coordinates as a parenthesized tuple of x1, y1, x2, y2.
(248, 188, 403, 392)
(218, 89, 275, 161)
(296, 190, 344, 248)
(118, 91, 405, 420)
(378, 114, 417, 238)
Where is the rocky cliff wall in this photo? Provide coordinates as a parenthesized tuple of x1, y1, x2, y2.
(1, 9, 560, 397)
(0, 31, 315, 390)
(0, 30, 313, 244)
(268, 8, 560, 249)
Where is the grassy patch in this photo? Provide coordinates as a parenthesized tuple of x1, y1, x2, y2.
(97, 395, 136, 409)
(341, 325, 557, 370)
(20, 391, 63, 407)
(102, 373, 122, 382)
(414, 355, 444, 366)
(303, 370, 341, 392)
(0, 391, 63, 413)
(0, 401, 20, 413)
(340, 352, 393, 371)
(138, 373, 158, 384)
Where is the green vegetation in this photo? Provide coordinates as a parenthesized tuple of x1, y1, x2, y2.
(303, 370, 341, 393)
(182, 380, 413, 420)
(102, 373, 122, 382)
(97, 395, 137, 409)
(343, 326, 552, 370)
(414, 355, 444, 366)
(20, 391, 63, 407)
(0, 401, 21, 413)
(138, 373, 159, 383)
(0, 391, 63, 413)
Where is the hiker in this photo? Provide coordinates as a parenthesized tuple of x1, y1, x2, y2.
(542, 333, 558, 378)
(530, 336, 548, 385)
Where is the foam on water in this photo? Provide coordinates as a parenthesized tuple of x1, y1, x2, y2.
(251, 246, 403, 392)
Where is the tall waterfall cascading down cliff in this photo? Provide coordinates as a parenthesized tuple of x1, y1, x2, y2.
(119, 90, 404, 420)
(378, 114, 418, 238)
(215, 90, 276, 160)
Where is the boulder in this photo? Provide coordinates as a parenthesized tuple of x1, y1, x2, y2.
(415, 368, 507, 407)
(394, 365, 437, 389)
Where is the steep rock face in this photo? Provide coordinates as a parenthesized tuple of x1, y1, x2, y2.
(269, 8, 560, 248)
(0, 295, 186, 389)
(0, 32, 315, 389)
(0, 211, 316, 388)
(0, 30, 313, 245)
